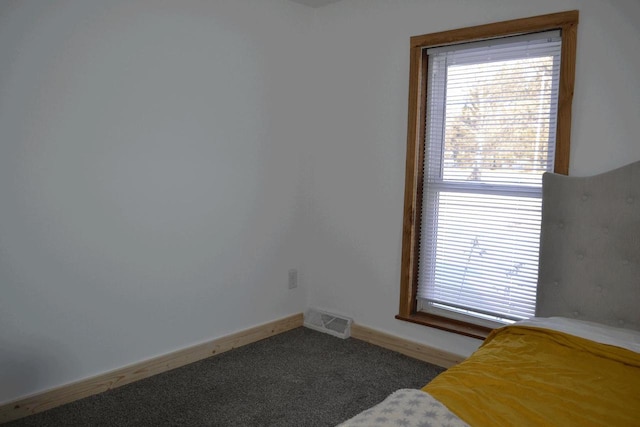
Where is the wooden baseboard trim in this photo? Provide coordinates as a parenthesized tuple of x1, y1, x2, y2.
(350, 323, 466, 369)
(0, 313, 304, 424)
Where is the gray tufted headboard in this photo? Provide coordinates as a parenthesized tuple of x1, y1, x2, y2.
(536, 160, 640, 331)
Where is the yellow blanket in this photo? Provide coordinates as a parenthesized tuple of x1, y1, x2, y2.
(423, 325, 640, 427)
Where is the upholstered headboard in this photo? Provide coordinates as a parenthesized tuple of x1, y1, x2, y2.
(536, 160, 640, 331)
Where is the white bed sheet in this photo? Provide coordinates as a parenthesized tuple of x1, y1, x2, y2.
(516, 316, 640, 353)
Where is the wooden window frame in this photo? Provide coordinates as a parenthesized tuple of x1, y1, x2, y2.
(396, 11, 579, 339)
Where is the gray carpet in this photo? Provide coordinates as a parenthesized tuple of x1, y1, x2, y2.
(7, 327, 445, 427)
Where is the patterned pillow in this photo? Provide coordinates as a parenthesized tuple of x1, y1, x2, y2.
(337, 389, 468, 427)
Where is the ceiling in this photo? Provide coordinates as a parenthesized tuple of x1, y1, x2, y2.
(289, 0, 342, 7)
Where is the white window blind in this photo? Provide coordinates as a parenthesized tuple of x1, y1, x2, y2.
(418, 30, 562, 325)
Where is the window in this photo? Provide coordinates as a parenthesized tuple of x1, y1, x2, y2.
(397, 11, 578, 339)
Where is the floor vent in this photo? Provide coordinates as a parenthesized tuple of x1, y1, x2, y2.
(304, 309, 352, 339)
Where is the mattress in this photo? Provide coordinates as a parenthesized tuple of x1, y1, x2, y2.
(339, 317, 640, 426)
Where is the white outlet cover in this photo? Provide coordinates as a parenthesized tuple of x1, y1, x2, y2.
(288, 269, 298, 289)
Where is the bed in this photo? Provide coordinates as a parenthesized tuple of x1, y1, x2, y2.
(339, 160, 640, 427)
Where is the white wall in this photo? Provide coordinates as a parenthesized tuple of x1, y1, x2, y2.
(0, 0, 311, 403)
(305, 0, 640, 357)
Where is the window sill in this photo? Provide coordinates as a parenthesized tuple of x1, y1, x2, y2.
(395, 312, 492, 340)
